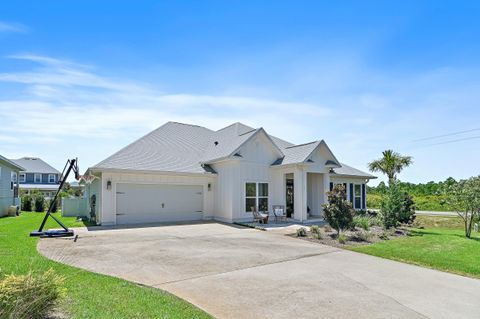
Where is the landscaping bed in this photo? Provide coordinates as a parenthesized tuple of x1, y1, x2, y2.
(292, 224, 409, 248)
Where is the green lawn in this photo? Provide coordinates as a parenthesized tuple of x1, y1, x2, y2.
(350, 215, 480, 278)
(0, 212, 212, 319)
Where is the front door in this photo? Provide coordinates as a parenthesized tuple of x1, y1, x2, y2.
(286, 178, 294, 218)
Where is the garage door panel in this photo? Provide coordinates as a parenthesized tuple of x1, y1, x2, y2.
(116, 183, 203, 224)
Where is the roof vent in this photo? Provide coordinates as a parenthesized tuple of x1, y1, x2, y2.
(214, 141, 219, 146)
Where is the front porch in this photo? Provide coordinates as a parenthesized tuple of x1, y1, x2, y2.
(277, 169, 330, 223)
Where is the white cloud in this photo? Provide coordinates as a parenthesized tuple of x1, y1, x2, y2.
(0, 21, 27, 33)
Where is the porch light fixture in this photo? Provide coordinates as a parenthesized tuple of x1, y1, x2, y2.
(106, 180, 112, 190)
(208, 183, 211, 191)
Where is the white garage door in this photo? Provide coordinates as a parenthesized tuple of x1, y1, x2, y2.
(115, 183, 203, 225)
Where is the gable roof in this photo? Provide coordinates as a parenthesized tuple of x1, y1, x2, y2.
(0, 154, 25, 171)
(11, 157, 59, 174)
(90, 121, 374, 179)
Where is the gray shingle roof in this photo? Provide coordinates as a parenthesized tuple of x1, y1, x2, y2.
(333, 163, 376, 179)
(0, 154, 25, 171)
(90, 121, 374, 179)
(11, 157, 59, 174)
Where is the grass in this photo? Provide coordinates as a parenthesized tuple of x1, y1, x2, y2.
(0, 212, 212, 319)
(350, 215, 480, 278)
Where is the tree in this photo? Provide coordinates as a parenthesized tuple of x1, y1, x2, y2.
(368, 150, 413, 185)
(446, 176, 480, 238)
(322, 184, 355, 235)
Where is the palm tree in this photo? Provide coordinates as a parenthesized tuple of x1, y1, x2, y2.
(368, 150, 413, 185)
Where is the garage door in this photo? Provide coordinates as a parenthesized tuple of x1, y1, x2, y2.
(115, 183, 203, 224)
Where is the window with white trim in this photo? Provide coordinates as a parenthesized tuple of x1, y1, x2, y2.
(245, 182, 269, 212)
(19, 173, 26, 183)
(48, 174, 56, 183)
(34, 173, 42, 183)
(10, 172, 17, 190)
(354, 184, 362, 209)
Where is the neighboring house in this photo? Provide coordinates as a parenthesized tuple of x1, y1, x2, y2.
(0, 154, 25, 216)
(86, 122, 376, 226)
(10, 157, 61, 199)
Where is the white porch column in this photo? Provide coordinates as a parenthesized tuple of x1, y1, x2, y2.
(293, 167, 307, 222)
(323, 172, 330, 205)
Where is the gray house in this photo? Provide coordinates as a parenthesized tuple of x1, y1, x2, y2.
(0, 154, 24, 217)
(11, 157, 61, 198)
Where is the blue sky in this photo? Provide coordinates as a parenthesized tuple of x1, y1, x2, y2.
(1, 1, 479, 184)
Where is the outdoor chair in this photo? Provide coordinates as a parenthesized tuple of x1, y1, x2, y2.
(272, 205, 287, 223)
(251, 206, 269, 224)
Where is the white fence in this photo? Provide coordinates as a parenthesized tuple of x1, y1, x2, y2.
(62, 197, 88, 217)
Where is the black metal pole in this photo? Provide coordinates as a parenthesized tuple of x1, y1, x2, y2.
(32, 158, 78, 236)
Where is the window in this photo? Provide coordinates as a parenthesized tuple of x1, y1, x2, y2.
(10, 172, 17, 190)
(34, 173, 42, 183)
(354, 184, 362, 209)
(19, 173, 26, 183)
(245, 182, 269, 212)
(245, 183, 256, 212)
(48, 174, 56, 183)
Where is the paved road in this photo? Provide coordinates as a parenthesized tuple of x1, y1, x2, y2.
(38, 222, 480, 319)
(415, 210, 457, 216)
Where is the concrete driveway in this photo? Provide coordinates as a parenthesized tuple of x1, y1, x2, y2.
(38, 222, 480, 319)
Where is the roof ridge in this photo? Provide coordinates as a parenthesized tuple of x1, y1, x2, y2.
(237, 128, 258, 136)
(285, 140, 320, 149)
(168, 121, 213, 131)
(216, 122, 254, 132)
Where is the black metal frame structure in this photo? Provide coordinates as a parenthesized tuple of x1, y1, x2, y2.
(30, 158, 80, 237)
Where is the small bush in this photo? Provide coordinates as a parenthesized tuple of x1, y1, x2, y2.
(34, 195, 45, 212)
(48, 198, 58, 213)
(296, 227, 307, 237)
(310, 225, 322, 239)
(353, 216, 370, 231)
(20, 195, 32, 212)
(338, 233, 347, 244)
(0, 269, 66, 319)
(398, 193, 416, 224)
(322, 185, 355, 234)
(353, 230, 373, 242)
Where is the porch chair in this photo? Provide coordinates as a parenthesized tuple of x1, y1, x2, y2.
(272, 205, 287, 223)
(251, 206, 269, 224)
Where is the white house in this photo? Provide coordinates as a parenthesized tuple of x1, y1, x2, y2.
(86, 122, 375, 226)
(0, 154, 24, 217)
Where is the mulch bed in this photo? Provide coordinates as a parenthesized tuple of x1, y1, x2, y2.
(291, 225, 410, 248)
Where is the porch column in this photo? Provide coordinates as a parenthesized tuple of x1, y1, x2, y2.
(293, 167, 307, 222)
(323, 172, 330, 206)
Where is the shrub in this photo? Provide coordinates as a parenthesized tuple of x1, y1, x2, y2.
(398, 193, 416, 224)
(296, 227, 307, 237)
(310, 225, 322, 239)
(379, 183, 404, 229)
(323, 225, 332, 232)
(322, 184, 355, 235)
(34, 195, 45, 212)
(352, 216, 370, 231)
(48, 198, 58, 213)
(0, 269, 66, 319)
(338, 233, 347, 244)
(352, 230, 373, 242)
(20, 195, 32, 211)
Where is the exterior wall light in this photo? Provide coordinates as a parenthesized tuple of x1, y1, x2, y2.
(208, 183, 211, 191)
(107, 180, 112, 190)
